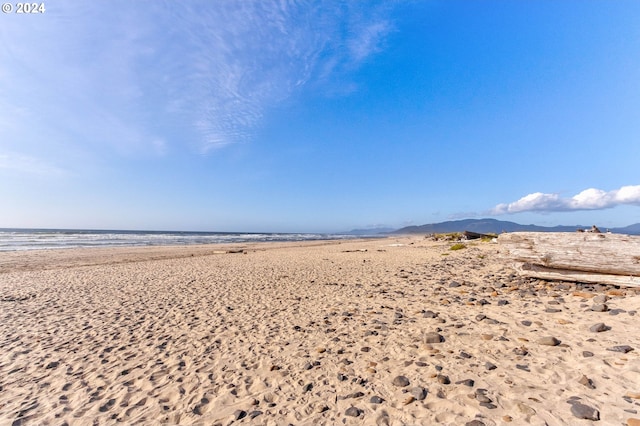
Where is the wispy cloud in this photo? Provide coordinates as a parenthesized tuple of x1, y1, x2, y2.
(491, 185, 640, 214)
(0, 1, 395, 158)
(169, 1, 395, 151)
(0, 152, 68, 176)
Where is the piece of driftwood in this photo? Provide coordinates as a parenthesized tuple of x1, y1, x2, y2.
(463, 231, 497, 240)
(514, 263, 640, 287)
(498, 232, 640, 287)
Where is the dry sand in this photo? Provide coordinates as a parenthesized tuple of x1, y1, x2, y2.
(1, 236, 639, 425)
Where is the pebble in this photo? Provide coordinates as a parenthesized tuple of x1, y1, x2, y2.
(410, 387, 428, 400)
(593, 295, 608, 304)
(376, 414, 391, 426)
(480, 402, 498, 409)
(437, 374, 450, 385)
(233, 410, 247, 420)
(570, 401, 600, 421)
(403, 395, 416, 405)
(591, 304, 608, 312)
(590, 323, 609, 332)
(392, 375, 410, 387)
(465, 421, 485, 426)
(513, 347, 529, 356)
(423, 310, 439, 318)
(583, 351, 594, 357)
(341, 391, 364, 399)
(424, 332, 444, 343)
(517, 402, 536, 415)
(538, 336, 561, 346)
(249, 410, 263, 419)
(456, 379, 475, 387)
(476, 393, 492, 404)
(579, 375, 596, 389)
(370, 396, 385, 404)
(521, 320, 532, 327)
(608, 345, 634, 353)
(345, 406, 362, 417)
(485, 362, 497, 371)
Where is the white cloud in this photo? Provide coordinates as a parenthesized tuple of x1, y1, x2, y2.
(491, 185, 640, 214)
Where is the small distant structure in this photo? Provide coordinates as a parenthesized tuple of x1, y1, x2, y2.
(577, 225, 602, 233)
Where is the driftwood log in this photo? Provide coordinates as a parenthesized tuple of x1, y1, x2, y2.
(498, 232, 640, 287)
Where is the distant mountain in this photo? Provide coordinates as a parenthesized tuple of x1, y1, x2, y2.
(613, 223, 640, 235)
(392, 218, 640, 235)
(344, 227, 396, 235)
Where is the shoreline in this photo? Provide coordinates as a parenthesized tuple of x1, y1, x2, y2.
(0, 237, 390, 274)
(1, 236, 639, 425)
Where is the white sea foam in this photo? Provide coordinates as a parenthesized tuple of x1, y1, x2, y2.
(0, 229, 369, 251)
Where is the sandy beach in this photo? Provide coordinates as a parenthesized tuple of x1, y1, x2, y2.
(1, 236, 639, 425)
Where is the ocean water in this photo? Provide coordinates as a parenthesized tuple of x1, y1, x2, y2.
(0, 228, 369, 251)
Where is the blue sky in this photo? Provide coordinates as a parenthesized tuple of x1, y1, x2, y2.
(1, 0, 639, 232)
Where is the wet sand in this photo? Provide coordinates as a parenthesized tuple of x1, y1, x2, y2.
(1, 236, 639, 425)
